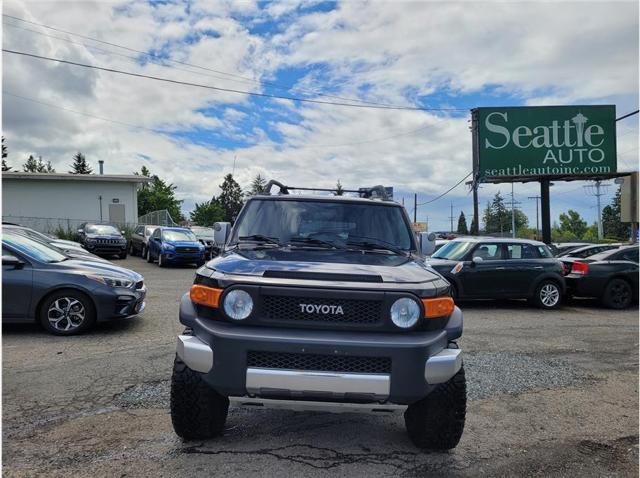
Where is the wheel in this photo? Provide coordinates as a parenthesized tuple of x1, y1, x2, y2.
(532, 280, 561, 309)
(146, 247, 154, 263)
(141, 245, 147, 259)
(158, 253, 166, 267)
(129, 242, 136, 256)
(119, 251, 128, 259)
(170, 355, 229, 440)
(38, 289, 96, 336)
(404, 366, 466, 450)
(602, 278, 632, 309)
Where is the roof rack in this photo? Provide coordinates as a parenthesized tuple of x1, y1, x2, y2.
(261, 180, 392, 200)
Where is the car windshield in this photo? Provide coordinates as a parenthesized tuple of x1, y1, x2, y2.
(86, 224, 120, 234)
(163, 230, 197, 242)
(190, 227, 215, 238)
(431, 241, 476, 260)
(232, 199, 414, 251)
(3, 231, 68, 263)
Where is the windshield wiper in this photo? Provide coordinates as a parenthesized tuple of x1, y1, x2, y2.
(289, 236, 343, 249)
(345, 236, 408, 256)
(237, 235, 283, 247)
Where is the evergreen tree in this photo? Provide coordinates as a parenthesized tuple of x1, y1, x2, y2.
(483, 192, 528, 234)
(335, 180, 344, 196)
(456, 211, 469, 235)
(69, 152, 93, 174)
(23, 155, 55, 173)
(217, 174, 244, 222)
(247, 174, 267, 196)
(1, 136, 9, 171)
(190, 199, 225, 225)
(602, 186, 628, 240)
(136, 166, 184, 222)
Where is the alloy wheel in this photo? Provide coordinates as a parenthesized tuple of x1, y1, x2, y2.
(610, 282, 631, 308)
(47, 297, 86, 332)
(540, 284, 560, 307)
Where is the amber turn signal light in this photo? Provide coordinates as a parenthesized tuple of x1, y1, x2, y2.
(190, 284, 223, 308)
(421, 297, 455, 319)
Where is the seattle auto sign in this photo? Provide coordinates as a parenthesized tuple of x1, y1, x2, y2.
(473, 105, 617, 179)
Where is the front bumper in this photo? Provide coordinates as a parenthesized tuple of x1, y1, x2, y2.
(177, 295, 463, 405)
(163, 251, 205, 263)
(93, 285, 147, 321)
(85, 243, 127, 255)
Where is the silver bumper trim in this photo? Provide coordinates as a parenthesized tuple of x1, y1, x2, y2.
(246, 368, 390, 400)
(230, 396, 405, 414)
(176, 335, 213, 373)
(424, 348, 462, 384)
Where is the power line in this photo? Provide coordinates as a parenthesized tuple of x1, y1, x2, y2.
(2, 48, 468, 112)
(4, 90, 449, 149)
(417, 172, 472, 206)
(616, 110, 639, 122)
(2, 14, 467, 112)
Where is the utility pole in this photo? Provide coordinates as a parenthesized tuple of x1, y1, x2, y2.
(584, 181, 609, 240)
(528, 195, 541, 240)
(413, 193, 417, 223)
(449, 201, 455, 234)
(507, 183, 522, 238)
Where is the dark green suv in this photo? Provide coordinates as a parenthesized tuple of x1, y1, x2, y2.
(169, 183, 466, 449)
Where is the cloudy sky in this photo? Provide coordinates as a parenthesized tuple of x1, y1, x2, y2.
(2, 0, 638, 230)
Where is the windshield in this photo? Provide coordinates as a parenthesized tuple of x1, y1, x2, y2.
(163, 230, 197, 242)
(232, 199, 414, 250)
(190, 227, 215, 238)
(431, 241, 475, 260)
(3, 231, 68, 263)
(86, 224, 120, 235)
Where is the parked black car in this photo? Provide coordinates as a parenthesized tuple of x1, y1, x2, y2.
(427, 238, 565, 309)
(190, 226, 218, 259)
(2, 231, 146, 335)
(129, 224, 158, 257)
(561, 245, 639, 309)
(78, 223, 128, 259)
(557, 243, 620, 259)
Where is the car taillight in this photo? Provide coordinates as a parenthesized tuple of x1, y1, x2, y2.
(571, 262, 589, 276)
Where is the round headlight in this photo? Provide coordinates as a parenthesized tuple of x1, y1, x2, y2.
(223, 290, 253, 320)
(390, 298, 420, 329)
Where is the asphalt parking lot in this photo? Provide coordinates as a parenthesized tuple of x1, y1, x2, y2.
(3, 257, 638, 477)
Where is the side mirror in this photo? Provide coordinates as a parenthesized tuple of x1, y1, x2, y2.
(418, 232, 436, 256)
(213, 222, 231, 246)
(121, 230, 126, 235)
(2, 256, 24, 268)
(472, 256, 484, 265)
(77, 228, 83, 234)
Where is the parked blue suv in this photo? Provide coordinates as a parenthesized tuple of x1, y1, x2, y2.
(146, 227, 205, 267)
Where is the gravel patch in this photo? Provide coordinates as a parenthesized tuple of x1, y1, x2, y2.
(115, 381, 170, 409)
(465, 352, 585, 400)
(113, 352, 585, 408)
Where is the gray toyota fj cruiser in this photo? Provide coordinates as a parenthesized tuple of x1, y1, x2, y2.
(170, 181, 466, 449)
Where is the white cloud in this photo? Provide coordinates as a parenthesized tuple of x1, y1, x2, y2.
(2, 0, 637, 230)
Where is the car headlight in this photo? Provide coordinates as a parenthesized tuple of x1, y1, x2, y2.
(86, 238, 96, 243)
(390, 297, 420, 328)
(163, 243, 175, 251)
(86, 275, 134, 288)
(198, 243, 205, 250)
(223, 289, 253, 320)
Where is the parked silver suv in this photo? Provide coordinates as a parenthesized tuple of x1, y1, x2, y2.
(129, 225, 158, 258)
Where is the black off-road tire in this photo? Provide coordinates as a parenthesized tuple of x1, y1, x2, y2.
(404, 366, 466, 450)
(602, 278, 633, 309)
(531, 280, 562, 309)
(170, 356, 229, 440)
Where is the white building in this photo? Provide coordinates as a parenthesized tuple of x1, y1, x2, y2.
(2, 172, 152, 233)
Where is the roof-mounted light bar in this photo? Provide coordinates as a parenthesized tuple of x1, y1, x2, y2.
(261, 180, 392, 200)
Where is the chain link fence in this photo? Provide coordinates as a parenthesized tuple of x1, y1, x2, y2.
(137, 210, 178, 227)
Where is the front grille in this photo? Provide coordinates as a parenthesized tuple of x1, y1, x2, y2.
(97, 238, 121, 244)
(247, 351, 391, 374)
(262, 295, 381, 324)
(176, 246, 200, 253)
